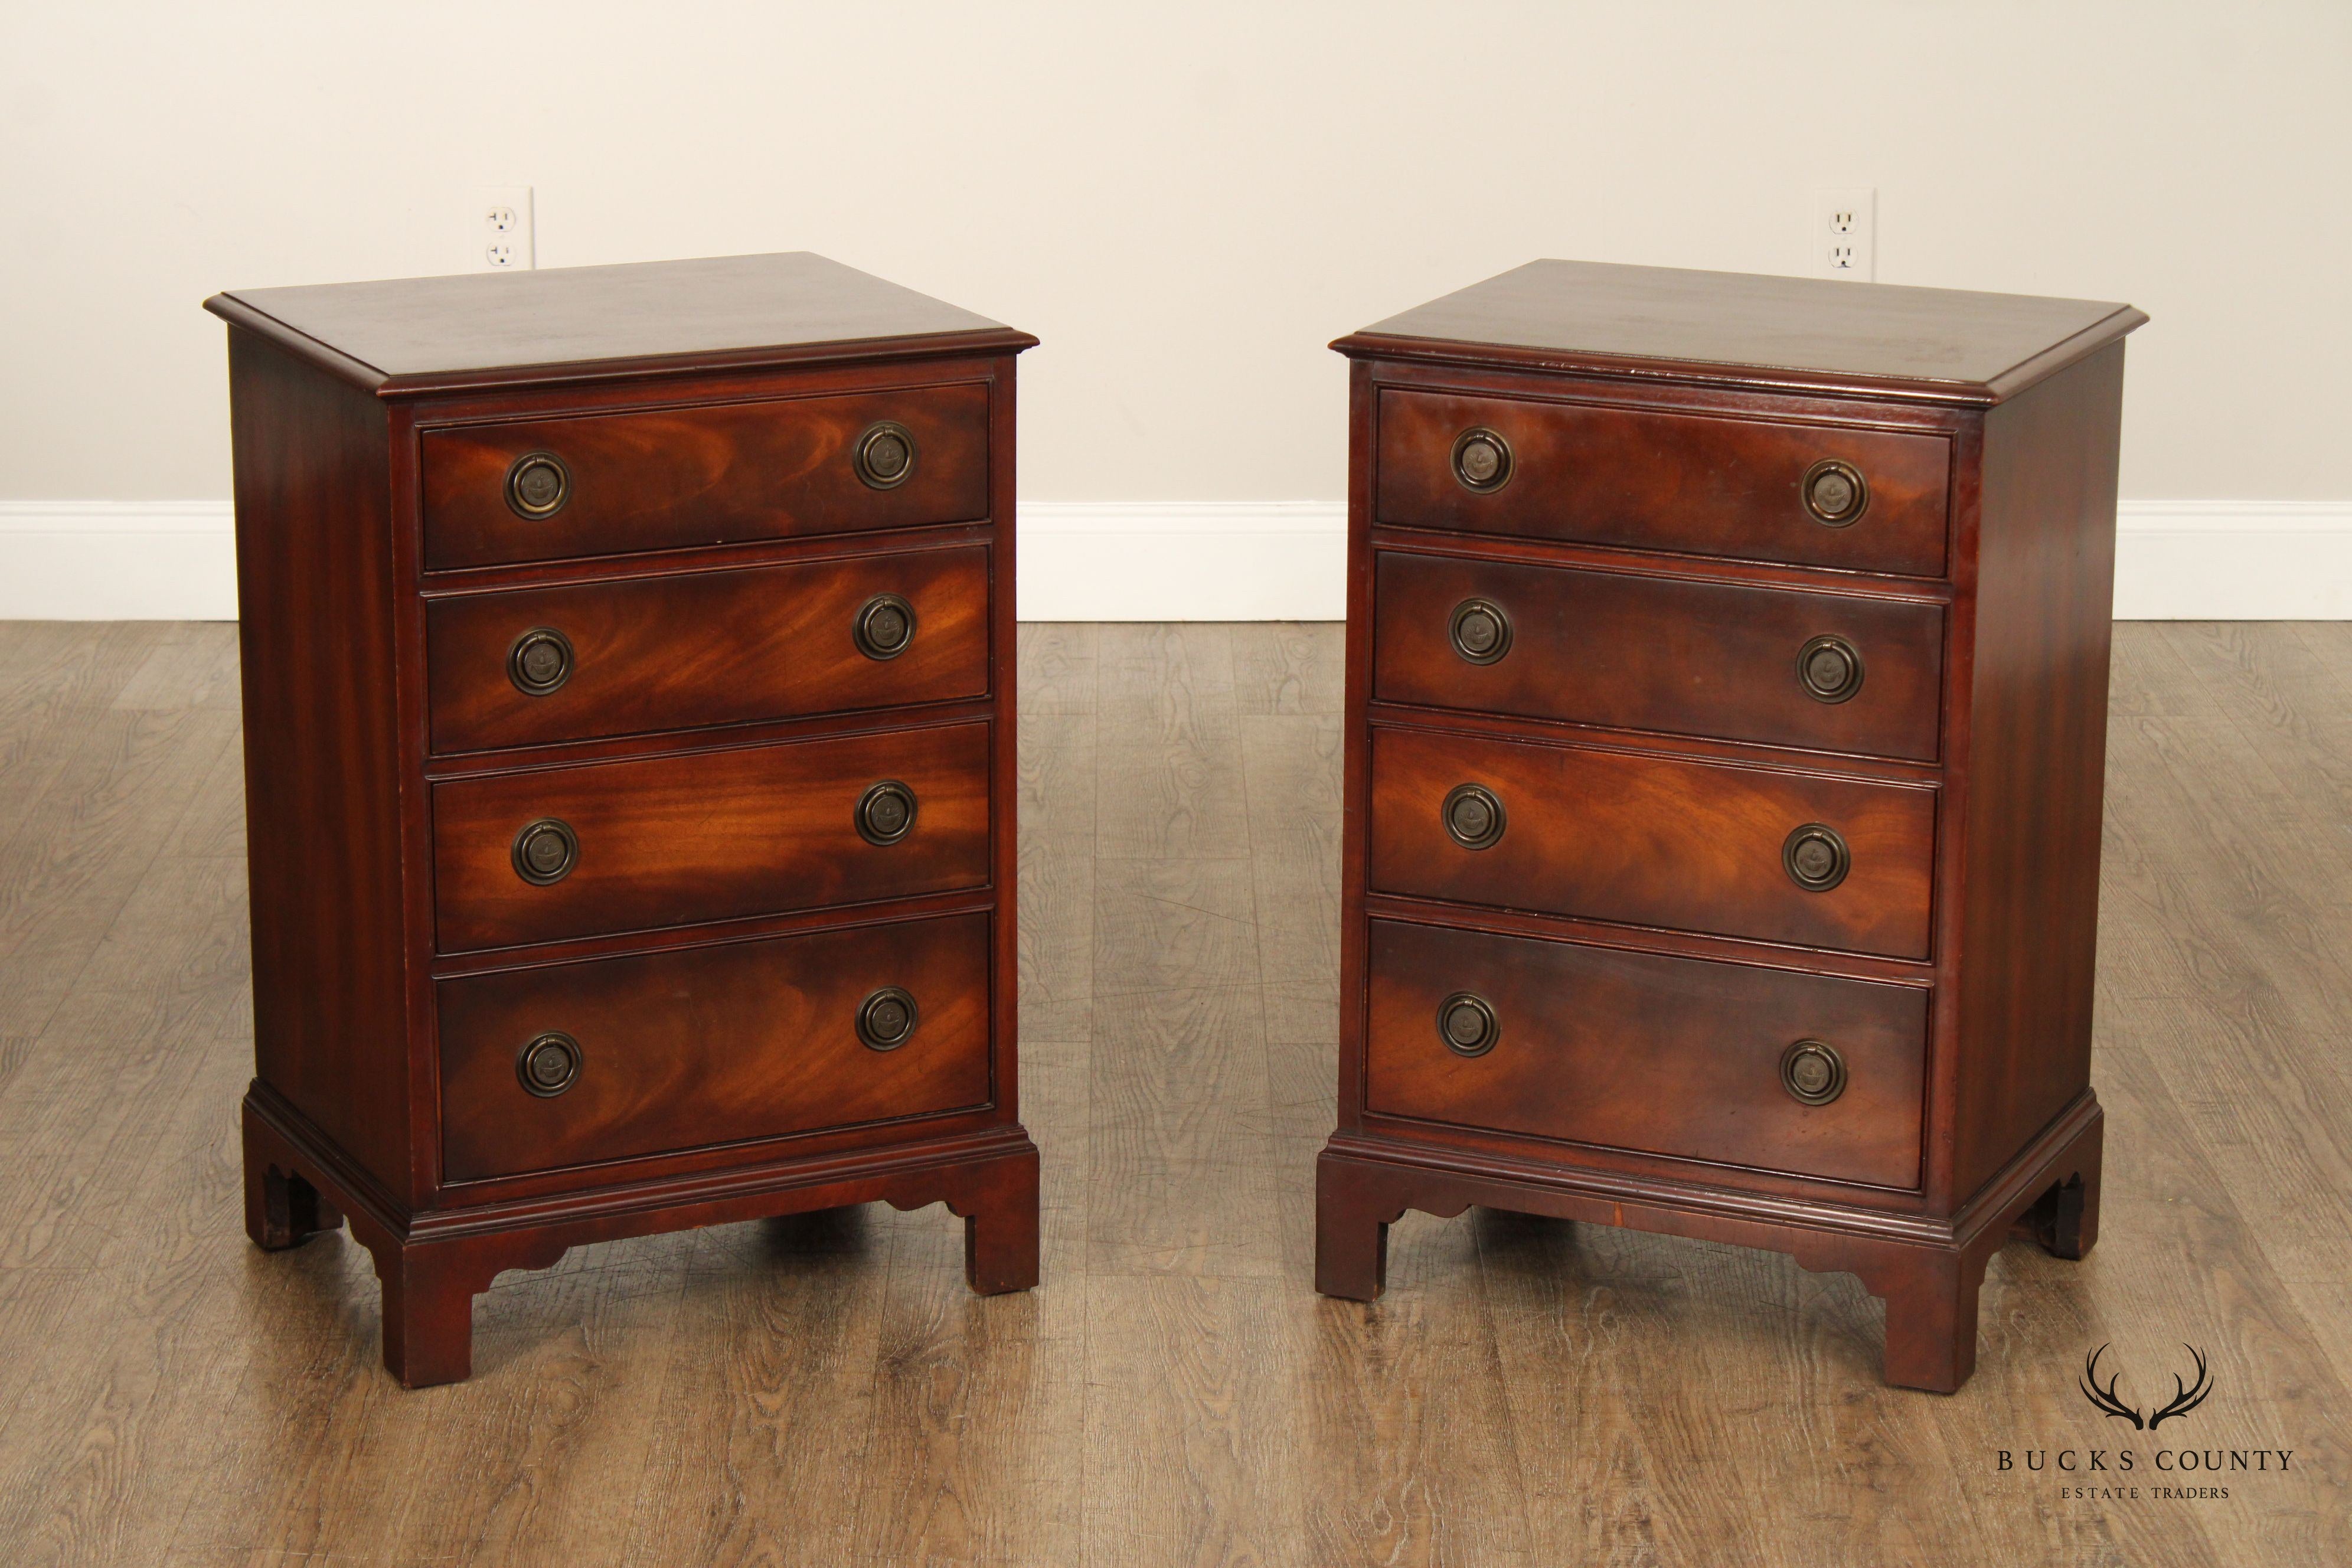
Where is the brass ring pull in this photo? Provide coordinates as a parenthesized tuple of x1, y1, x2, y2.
(1436, 992, 1500, 1057)
(854, 422, 917, 490)
(1782, 823, 1850, 891)
(1802, 459, 1868, 526)
(1441, 783, 1507, 850)
(857, 986, 920, 1051)
(504, 452, 571, 519)
(1451, 427, 1513, 493)
(516, 1031, 583, 1097)
(1448, 598, 1513, 665)
(1795, 635, 1864, 704)
(855, 780, 918, 845)
(507, 627, 575, 695)
(511, 818, 579, 885)
(854, 593, 917, 660)
(1781, 1039, 1847, 1105)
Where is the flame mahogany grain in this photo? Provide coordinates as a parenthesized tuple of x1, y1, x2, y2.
(424, 542, 991, 753)
(1323, 260, 2139, 1392)
(210, 253, 1037, 1387)
(420, 381, 992, 570)
(1367, 724, 1939, 959)
(1375, 387, 1954, 576)
(429, 720, 994, 953)
(437, 912, 994, 1181)
(1371, 547, 1946, 761)
(1365, 919, 1928, 1190)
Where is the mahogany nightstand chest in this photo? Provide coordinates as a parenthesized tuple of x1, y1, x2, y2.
(207, 253, 1039, 1386)
(1315, 261, 2144, 1391)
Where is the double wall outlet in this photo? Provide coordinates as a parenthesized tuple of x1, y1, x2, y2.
(475, 187, 534, 271)
(1813, 188, 1875, 281)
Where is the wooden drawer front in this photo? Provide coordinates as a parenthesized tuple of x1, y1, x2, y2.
(1369, 727, 1936, 958)
(1372, 551, 1945, 760)
(421, 382, 990, 570)
(432, 721, 991, 952)
(1376, 388, 1951, 577)
(438, 912, 992, 1181)
(1365, 920, 1926, 1189)
(426, 545, 991, 753)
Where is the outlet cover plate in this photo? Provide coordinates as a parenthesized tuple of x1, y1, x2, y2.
(475, 185, 534, 272)
(1814, 187, 1876, 282)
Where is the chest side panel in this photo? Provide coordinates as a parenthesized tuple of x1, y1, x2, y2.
(229, 332, 417, 1199)
(1949, 345, 2125, 1200)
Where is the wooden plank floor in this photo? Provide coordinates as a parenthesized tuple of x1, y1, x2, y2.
(0, 619, 2344, 1566)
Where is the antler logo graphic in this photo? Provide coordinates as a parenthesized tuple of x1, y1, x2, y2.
(2079, 1344, 2142, 1428)
(2147, 1345, 2214, 1429)
(2076, 1343, 2213, 1429)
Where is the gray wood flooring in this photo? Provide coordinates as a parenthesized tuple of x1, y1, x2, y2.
(0, 619, 2343, 1566)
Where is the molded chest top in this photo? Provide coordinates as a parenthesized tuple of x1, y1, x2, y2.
(204, 251, 1035, 395)
(1335, 259, 2145, 404)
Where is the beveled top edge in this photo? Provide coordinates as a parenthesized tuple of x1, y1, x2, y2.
(1333, 259, 2145, 404)
(204, 251, 1035, 394)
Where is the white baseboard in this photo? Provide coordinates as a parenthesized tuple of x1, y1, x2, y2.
(2110, 502, 2352, 619)
(0, 502, 243, 620)
(1023, 500, 2352, 621)
(3, 498, 2346, 622)
(1016, 502, 1347, 620)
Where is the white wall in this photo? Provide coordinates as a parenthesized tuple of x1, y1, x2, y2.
(4, 1, 2347, 618)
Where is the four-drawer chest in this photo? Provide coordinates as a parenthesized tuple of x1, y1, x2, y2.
(1317, 261, 2144, 1391)
(210, 248, 2142, 1394)
(209, 253, 1039, 1386)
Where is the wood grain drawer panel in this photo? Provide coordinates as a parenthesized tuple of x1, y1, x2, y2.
(1366, 919, 1926, 1189)
(425, 544, 991, 753)
(1368, 726, 1936, 959)
(1371, 550, 1945, 760)
(438, 912, 992, 1181)
(1376, 388, 1950, 577)
(431, 721, 991, 952)
(420, 382, 990, 570)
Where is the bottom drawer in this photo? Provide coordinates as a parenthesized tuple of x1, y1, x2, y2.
(437, 912, 992, 1182)
(1365, 919, 1926, 1189)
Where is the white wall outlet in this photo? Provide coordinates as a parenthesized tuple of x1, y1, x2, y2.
(475, 186, 534, 271)
(1813, 187, 1876, 281)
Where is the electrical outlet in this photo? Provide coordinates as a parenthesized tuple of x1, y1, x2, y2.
(1813, 187, 1875, 281)
(475, 186, 534, 271)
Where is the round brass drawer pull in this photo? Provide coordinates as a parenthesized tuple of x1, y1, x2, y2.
(1781, 1039, 1847, 1105)
(854, 593, 917, 661)
(511, 818, 579, 885)
(1796, 634, 1864, 704)
(1782, 822, 1850, 891)
(1451, 427, 1514, 494)
(1441, 783, 1507, 851)
(855, 780, 918, 845)
(1448, 597, 1513, 665)
(854, 421, 917, 490)
(504, 452, 571, 519)
(516, 1031, 583, 1097)
(507, 627, 575, 695)
(857, 986, 921, 1051)
(1436, 992, 1500, 1057)
(1802, 459, 1868, 526)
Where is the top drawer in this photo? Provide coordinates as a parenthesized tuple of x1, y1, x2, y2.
(1376, 388, 1951, 578)
(421, 382, 991, 570)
